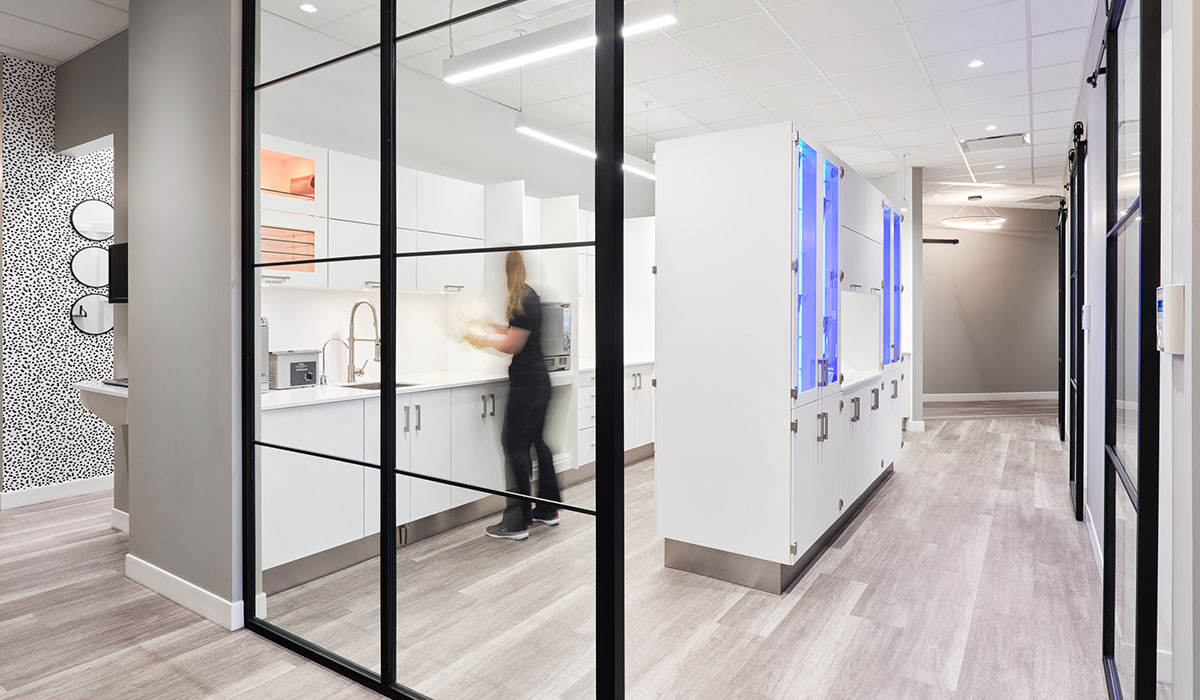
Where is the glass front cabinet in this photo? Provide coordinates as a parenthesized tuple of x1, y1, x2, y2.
(794, 140, 842, 408)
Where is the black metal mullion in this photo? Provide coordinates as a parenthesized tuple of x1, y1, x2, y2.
(240, 0, 258, 623)
(1072, 125, 1087, 523)
(379, 0, 399, 688)
(1057, 191, 1066, 444)
(1102, 20, 1118, 670)
(595, 0, 624, 696)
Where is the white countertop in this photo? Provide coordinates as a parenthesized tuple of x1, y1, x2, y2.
(578, 359, 655, 372)
(262, 369, 576, 411)
(841, 370, 884, 392)
(74, 379, 129, 398)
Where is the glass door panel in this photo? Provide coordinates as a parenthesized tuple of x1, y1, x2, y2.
(892, 211, 901, 363)
(882, 206, 892, 366)
(797, 141, 818, 398)
(821, 160, 840, 388)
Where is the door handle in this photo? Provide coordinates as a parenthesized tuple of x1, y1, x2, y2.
(851, 398, 860, 422)
(415, 404, 422, 431)
(871, 389, 880, 410)
(481, 395, 487, 419)
(816, 413, 825, 442)
(490, 393, 496, 416)
(891, 380, 899, 399)
(403, 405, 410, 433)
(443, 284, 465, 291)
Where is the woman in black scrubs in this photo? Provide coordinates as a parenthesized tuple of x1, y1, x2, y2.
(468, 251, 562, 540)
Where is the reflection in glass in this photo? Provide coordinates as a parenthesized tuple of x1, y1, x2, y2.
(71, 246, 109, 288)
(256, 0, 383, 86)
(1113, 483, 1137, 699)
(1114, 218, 1139, 485)
(1116, 0, 1141, 216)
(797, 141, 818, 393)
(823, 160, 840, 385)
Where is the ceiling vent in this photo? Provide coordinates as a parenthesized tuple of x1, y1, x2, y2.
(511, 0, 589, 19)
(960, 132, 1031, 152)
(1019, 194, 1064, 206)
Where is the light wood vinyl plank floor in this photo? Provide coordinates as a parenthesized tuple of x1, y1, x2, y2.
(0, 413, 1169, 698)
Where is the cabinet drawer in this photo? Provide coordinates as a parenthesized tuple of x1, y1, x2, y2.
(578, 384, 597, 409)
(578, 369, 596, 388)
(578, 426, 596, 467)
(578, 405, 596, 430)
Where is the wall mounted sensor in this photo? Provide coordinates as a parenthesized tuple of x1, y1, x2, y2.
(1157, 284, 1185, 354)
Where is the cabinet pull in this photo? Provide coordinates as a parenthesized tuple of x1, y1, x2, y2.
(490, 393, 496, 416)
(891, 380, 899, 399)
(364, 280, 381, 290)
(816, 412, 827, 442)
(262, 273, 290, 285)
(403, 405, 410, 433)
(481, 395, 487, 419)
(871, 389, 880, 410)
(851, 398, 861, 422)
(443, 284, 465, 291)
(416, 404, 422, 431)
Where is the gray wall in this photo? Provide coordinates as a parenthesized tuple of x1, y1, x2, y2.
(56, 30, 130, 513)
(922, 205, 1059, 396)
(127, 0, 241, 608)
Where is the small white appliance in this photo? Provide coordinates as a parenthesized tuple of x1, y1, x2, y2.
(540, 302, 571, 372)
(269, 350, 319, 389)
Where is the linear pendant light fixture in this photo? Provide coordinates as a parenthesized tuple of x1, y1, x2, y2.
(443, 0, 678, 84)
(515, 113, 656, 180)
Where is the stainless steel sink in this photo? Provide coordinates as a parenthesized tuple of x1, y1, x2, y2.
(342, 382, 417, 390)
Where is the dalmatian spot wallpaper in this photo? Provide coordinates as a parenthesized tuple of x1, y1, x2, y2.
(1, 55, 115, 493)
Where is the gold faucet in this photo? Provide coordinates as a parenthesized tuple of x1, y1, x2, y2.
(347, 299, 380, 384)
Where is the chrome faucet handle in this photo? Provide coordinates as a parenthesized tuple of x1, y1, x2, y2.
(355, 359, 370, 377)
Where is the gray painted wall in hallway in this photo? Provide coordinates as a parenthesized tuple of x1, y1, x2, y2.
(922, 205, 1060, 396)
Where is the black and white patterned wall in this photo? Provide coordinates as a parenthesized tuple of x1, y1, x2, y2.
(1, 55, 115, 493)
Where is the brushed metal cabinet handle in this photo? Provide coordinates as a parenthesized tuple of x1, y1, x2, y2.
(403, 405, 410, 433)
(851, 398, 860, 422)
(871, 389, 880, 410)
(481, 395, 487, 419)
(416, 404, 422, 431)
(490, 393, 496, 416)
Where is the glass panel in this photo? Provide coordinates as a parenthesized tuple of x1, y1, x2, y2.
(798, 141, 818, 394)
(1114, 480, 1138, 698)
(882, 205, 892, 366)
(893, 212, 901, 362)
(823, 160, 840, 385)
(257, 0, 384, 86)
(1114, 215, 1139, 485)
(1116, 0, 1141, 216)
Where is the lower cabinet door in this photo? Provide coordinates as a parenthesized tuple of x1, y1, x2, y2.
(409, 389, 453, 521)
(791, 400, 821, 560)
(843, 384, 874, 505)
(816, 393, 844, 532)
(363, 396, 413, 534)
(450, 383, 508, 507)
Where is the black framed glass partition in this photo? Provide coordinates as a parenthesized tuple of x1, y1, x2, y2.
(1102, 0, 1160, 696)
(241, 1, 626, 697)
(1067, 123, 1086, 523)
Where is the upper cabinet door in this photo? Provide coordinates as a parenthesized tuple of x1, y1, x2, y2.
(416, 171, 485, 239)
(397, 165, 417, 231)
(260, 134, 328, 218)
(328, 150, 380, 225)
(414, 231, 483, 294)
(839, 166, 865, 236)
(259, 210, 328, 288)
(861, 184, 885, 243)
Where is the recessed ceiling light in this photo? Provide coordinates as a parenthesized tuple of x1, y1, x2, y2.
(995, 164, 1006, 169)
(968, 59, 985, 68)
(300, 3, 317, 12)
(985, 125, 998, 131)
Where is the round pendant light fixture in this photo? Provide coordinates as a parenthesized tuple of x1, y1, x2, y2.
(941, 195, 1005, 229)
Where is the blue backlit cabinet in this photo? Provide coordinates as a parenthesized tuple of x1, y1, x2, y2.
(883, 206, 893, 365)
(794, 140, 819, 405)
(821, 159, 840, 394)
(891, 211, 902, 364)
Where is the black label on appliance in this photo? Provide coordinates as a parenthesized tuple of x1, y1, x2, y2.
(290, 361, 314, 386)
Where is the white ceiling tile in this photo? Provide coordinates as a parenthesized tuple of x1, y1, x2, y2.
(827, 61, 929, 99)
(849, 85, 941, 118)
(709, 112, 787, 132)
(804, 26, 919, 75)
(671, 13, 794, 66)
(1034, 166, 1067, 180)
(907, 1, 1027, 57)
(1030, 0, 1095, 34)
(922, 40, 1028, 84)
(1032, 62, 1084, 93)
(626, 106, 701, 133)
(842, 150, 901, 167)
(769, 0, 903, 45)
(625, 37, 706, 83)
(906, 150, 965, 167)
(792, 100, 862, 127)
(469, 74, 563, 110)
(1032, 108, 1076, 131)
(1031, 28, 1090, 67)
(750, 78, 842, 113)
(879, 126, 956, 149)
(944, 96, 1030, 123)
(624, 85, 661, 114)
(1034, 142, 1067, 158)
(714, 50, 822, 92)
(1031, 127, 1071, 146)
(322, 8, 396, 53)
(935, 71, 1029, 106)
(1032, 87, 1079, 112)
(664, 0, 763, 35)
(678, 94, 768, 123)
(522, 55, 595, 97)
(650, 124, 715, 142)
(965, 145, 1031, 163)
(0, 12, 95, 62)
(1034, 154, 1067, 168)
(894, 0, 1000, 22)
(954, 114, 1032, 141)
(808, 120, 878, 142)
(638, 68, 737, 108)
(824, 135, 889, 156)
(95, 0, 128, 10)
(523, 97, 595, 126)
(866, 109, 949, 134)
(1, 0, 127, 40)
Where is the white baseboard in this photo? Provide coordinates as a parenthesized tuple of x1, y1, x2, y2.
(0, 474, 113, 510)
(125, 554, 244, 631)
(111, 508, 129, 532)
(1159, 648, 1173, 685)
(924, 391, 1057, 402)
(256, 592, 268, 619)
(905, 419, 926, 432)
(1084, 503, 1103, 580)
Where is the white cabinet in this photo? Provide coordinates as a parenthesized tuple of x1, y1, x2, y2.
(624, 363, 654, 451)
(450, 383, 508, 507)
(816, 393, 844, 532)
(260, 134, 327, 218)
(861, 183, 886, 243)
(409, 389, 453, 521)
(327, 222, 417, 292)
(841, 226, 883, 294)
(625, 218, 655, 363)
(416, 171, 485, 239)
(260, 400, 366, 569)
(882, 369, 903, 466)
(577, 209, 595, 241)
(259, 210, 328, 288)
(328, 150, 380, 225)
(791, 400, 821, 559)
(397, 165, 417, 230)
(415, 231, 484, 293)
(839, 166, 866, 236)
(363, 395, 413, 534)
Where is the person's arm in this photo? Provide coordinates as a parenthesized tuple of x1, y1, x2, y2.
(468, 326, 530, 355)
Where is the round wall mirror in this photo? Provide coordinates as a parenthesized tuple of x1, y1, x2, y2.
(71, 246, 109, 288)
(71, 200, 114, 241)
(70, 294, 114, 335)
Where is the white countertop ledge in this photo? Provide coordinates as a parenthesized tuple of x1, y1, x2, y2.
(261, 369, 576, 411)
(841, 371, 884, 392)
(74, 379, 129, 398)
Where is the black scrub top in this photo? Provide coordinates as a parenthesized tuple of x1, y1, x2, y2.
(508, 286, 548, 385)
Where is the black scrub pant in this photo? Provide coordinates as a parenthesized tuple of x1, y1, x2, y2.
(501, 380, 560, 527)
